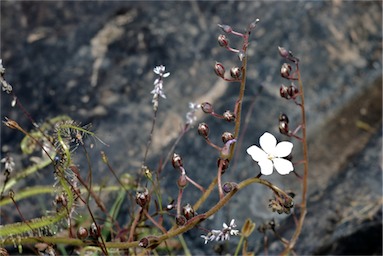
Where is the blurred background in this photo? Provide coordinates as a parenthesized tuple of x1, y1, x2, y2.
(1, 1, 381, 255)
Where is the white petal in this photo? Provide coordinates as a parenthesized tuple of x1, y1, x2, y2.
(273, 158, 294, 175)
(260, 132, 277, 154)
(246, 145, 267, 162)
(274, 141, 293, 157)
(258, 159, 274, 175)
(163, 72, 170, 77)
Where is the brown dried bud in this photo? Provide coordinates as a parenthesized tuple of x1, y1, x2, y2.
(77, 226, 89, 240)
(241, 218, 256, 238)
(198, 122, 209, 138)
(177, 173, 188, 188)
(135, 188, 150, 208)
(139, 237, 149, 248)
(280, 63, 292, 79)
(223, 110, 235, 122)
(214, 62, 225, 78)
(218, 34, 229, 47)
(172, 153, 183, 169)
(230, 66, 241, 79)
(218, 24, 233, 33)
(182, 203, 195, 220)
(278, 46, 289, 59)
(201, 102, 213, 114)
(221, 132, 234, 144)
(280, 84, 290, 99)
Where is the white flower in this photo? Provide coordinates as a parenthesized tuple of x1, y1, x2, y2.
(151, 65, 170, 110)
(185, 102, 200, 125)
(246, 132, 294, 175)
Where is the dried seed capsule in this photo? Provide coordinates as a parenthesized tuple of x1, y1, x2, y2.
(214, 62, 225, 78)
(218, 34, 229, 47)
(89, 222, 100, 239)
(280, 63, 292, 79)
(201, 102, 213, 114)
(230, 66, 241, 79)
(172, 153, 183, 169)
(221, 132, 234, 144)
(222, 182, 237, 193)
(182, 203, 195, 220)
(280, 84, 290, 99)
(288, 84, 299, 98)
(223, 110, 235, 122)
(175, 215, 187, 226)
(198, 122, 209, 138)
(135, 188, 150, 207)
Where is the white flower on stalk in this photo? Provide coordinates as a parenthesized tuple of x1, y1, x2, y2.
(151, 65, 169, 110)
(246, 132, 294, 175)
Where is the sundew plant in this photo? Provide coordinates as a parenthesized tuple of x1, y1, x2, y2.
(0, 18, 309, 255)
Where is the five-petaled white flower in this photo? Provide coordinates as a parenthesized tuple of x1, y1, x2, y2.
(246, 132, 294, 175)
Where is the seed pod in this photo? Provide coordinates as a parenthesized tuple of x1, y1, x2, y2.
(175, 215, 187, 226)
(223, 110, 235, 122)
(279, 121, 289, 135)
(172, 153, 183, 169)
(201, 102, 213, 114)
(288, 84, 299, 98)
(89, 222, 100, 239)
(177, 173, 188, 189)
(77, 226, 89, 240)
(221, 132, 234, 144)
(218, 34, 229, 47)
(280, 63, 292, 79)
(280, 84, 290, 99)
(135, 188, 150, 208)
(214, 62, 225, 78)
(198, 122, 209, 138)
(222, 182, 237, 193)
(182, 203, 195, 220)
(230, 66, 241, 79)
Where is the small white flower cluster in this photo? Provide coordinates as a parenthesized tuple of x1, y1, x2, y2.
(201, 219, 239, 244)
(1, 155, 15, 174)
(185, 102, 200, 125)
(0, 59, 13, 94)
(151, 65, 170, 111)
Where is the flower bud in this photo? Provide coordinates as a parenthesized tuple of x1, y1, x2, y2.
(217, 34, 229, 47)
(221, 132, 234, 144)
(201, 102, 213, 114)
(280, 63, 292, 79)
(223, 110, 235, 122)
(175, 215, 187, 226)
(177, 173, 188, 189)
(288, 84, 299, 98)
(280, 84, 290, 99)
(278, 46, 289, 59)
(198, 122, 209, 138)
(172, 153, 183, 169)
(182, 203, 195, 220)
(77, 226, 89, 240)
(89, 222, 100, 239)
(214, 62, 225, 78)
(279, 113, 289, 123)
(279, 121, 289, 135)
(136, 188, 150, 208)
(230, 66, 241, 79)
(222, 182, 237, 193)
(218, 24, 233, 33)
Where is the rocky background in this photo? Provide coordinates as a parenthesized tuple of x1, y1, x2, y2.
(1, 1, 382, 255)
